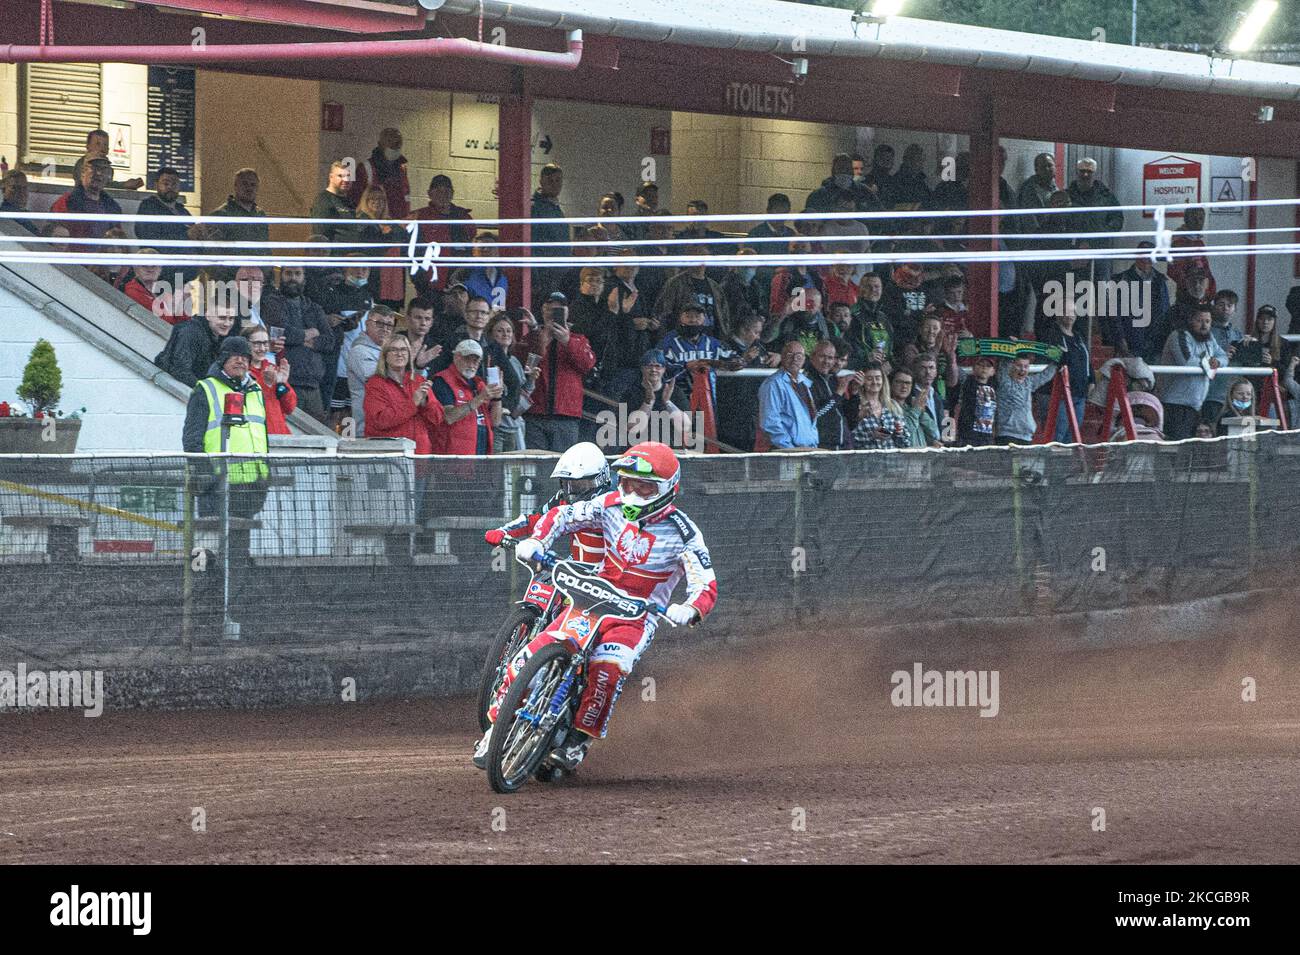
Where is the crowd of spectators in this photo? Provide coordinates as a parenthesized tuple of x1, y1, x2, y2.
(9, 125, 1300, 453)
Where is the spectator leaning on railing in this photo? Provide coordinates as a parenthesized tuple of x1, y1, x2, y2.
(1159, 304, 1230, 441)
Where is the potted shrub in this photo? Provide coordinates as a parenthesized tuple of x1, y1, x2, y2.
(0, 340, 84, 453)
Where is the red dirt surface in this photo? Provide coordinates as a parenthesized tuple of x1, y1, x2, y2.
(2, 619, 1298, 864)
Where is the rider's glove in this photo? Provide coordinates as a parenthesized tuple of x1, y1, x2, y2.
(666, 603, 699, 627)
(515, 538, 545, 563)
(484, 528, 505, 547)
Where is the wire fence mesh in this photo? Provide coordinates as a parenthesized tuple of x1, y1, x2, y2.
(1, 430, 1296, 662)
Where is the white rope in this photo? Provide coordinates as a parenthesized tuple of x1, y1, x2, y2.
(4, 241, 1298, 271)
(3, 193, 1299, 229)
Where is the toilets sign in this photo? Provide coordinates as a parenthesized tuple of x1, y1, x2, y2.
(1142, 156, 1202, 218)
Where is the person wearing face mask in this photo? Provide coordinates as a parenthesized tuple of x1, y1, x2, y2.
(1214, 379, 1259, 436)
(316, 254, 375, 421)
(658, 303, 730, 415)
(263, 265, 336, 422)
(347, 127, 411, 219)
(804, 153, 881, 215)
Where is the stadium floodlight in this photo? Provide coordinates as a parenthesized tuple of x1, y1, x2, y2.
(1225, 0, 1279, 53)
(852, 0, 906, 24)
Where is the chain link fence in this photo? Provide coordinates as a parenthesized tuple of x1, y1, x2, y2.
(0, 433, 1296, 662)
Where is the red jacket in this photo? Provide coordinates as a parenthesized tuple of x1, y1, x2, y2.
(518, 329, 596, 419)
(411, 202, 474, 292)
(250, 363, 298, 435)
(347, 149, 412, 219)
(364, 372, 444, 454)
(123, 277, 179, 324)
(430, 366, 492, 455)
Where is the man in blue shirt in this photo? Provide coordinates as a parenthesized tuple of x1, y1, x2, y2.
(757, 341, 819, 450)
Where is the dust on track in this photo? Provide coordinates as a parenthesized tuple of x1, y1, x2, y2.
(2, 609, 1299, 864)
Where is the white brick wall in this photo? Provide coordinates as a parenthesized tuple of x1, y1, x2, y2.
(0, 284, 189, 452)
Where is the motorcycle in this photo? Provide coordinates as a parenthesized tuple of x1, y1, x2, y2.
(476, 537, 563, 732)
(483, 551, 674, 794)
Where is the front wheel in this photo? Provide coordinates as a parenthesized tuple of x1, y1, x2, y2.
(477, 606, 542, 732)
(486, 642, 575, 794)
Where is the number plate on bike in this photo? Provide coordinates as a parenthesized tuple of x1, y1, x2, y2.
(552, 562, 648, 621)
(523, 580, 555, 611)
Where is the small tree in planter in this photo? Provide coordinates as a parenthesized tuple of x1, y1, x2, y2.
(0, 340, 83, 452)
(17, 339, 62, 417)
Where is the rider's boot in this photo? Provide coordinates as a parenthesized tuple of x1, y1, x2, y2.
(549, 727, 594, 771)
(472, 727, 492, 770)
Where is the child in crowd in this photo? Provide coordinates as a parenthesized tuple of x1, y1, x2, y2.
(954, 355, 997, 446)
(1214, 379, 1258, 436)
(994, 353, 1057, 445)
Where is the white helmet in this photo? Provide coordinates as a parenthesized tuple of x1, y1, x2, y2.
(550, 442, 611, 502)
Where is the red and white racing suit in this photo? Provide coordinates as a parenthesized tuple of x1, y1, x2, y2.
(491, 491, 605, 562)
(488, 490, 718, 739)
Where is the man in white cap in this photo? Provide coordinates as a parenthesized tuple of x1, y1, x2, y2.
(430, 338, 503, 455)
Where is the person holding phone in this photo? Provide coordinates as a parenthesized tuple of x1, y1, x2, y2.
(364, 335, 445, 520)
(517, 292, 596, 451)
(430, 339, 503, 455)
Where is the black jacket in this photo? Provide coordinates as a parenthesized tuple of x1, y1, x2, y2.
(135, 195, 192, 246)
(182, 362, 263, 453)
(262, 289, 336, 389)
(156, 315, 228, 388)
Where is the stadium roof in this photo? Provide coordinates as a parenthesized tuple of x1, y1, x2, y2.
(439, 0, 1300, 102)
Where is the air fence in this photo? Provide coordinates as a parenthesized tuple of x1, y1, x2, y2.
(2, 430, 1297, 691)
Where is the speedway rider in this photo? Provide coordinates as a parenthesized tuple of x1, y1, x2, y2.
(475, 441, 717, 771)
(483, 441, 609, 562)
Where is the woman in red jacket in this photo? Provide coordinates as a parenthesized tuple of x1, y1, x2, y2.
(245, 325, 297, 435)
(365, 335, 445, 522)
(364, 335, 445, 454)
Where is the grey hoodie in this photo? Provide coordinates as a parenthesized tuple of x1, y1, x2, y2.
(995, 359, 1058, 442)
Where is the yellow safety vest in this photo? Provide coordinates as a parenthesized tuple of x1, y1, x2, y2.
(199, 376, 269, 484)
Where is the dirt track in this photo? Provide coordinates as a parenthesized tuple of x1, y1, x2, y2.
(2, 623, 1299, 864)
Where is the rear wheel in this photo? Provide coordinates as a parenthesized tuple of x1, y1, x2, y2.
(487, 642, 575, 794)
(477, 606, 542, 732)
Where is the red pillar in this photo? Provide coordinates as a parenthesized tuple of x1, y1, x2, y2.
(498, 91, 533, 309)
(967, 104, 1001, 338)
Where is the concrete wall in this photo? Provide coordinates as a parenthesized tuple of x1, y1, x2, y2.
(0, 272, 191, 452)
(196, 71, 320, 234)
(0, 64, 17, 180)
(315, 80, 672, 222)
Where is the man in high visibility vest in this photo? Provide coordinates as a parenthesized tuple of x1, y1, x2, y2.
(183, 335, 270, 518)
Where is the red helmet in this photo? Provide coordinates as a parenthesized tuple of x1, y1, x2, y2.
(612, 442, 680, 522)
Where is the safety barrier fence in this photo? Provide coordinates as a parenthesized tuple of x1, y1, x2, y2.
(1, 431, 1297, 659)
